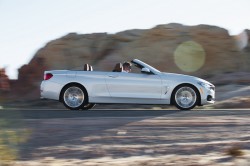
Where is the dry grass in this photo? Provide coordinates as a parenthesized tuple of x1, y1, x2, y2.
(226, 146, 245, 158)
(0, 119, 31, 164)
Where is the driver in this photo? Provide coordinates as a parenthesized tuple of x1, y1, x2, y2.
(122, 62, 132, 73)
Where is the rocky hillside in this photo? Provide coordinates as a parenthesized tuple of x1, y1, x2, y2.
(0, 68, 10, 91)
(9, 23, 250, 101)
(33, 23, 244, 74)
(242, 30, 250, 71)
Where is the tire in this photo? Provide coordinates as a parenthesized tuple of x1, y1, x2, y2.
(172, 84, 198, 110)
(81, 103, 96, 110)
(61, 85, 88, 110)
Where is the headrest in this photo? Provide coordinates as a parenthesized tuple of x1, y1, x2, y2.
(89, 65, 93, 71)
(113, 63, 123, 72)
(84, 64, 90, 71)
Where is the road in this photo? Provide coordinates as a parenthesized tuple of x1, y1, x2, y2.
(1, 109, 250, 166)
(1, 108, 250, 118)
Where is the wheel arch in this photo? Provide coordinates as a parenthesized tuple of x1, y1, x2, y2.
(170, 83, 201, 106)
(59, 82, 89, 102)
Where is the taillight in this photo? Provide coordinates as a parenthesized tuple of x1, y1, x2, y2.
(44, 73, 53, 80)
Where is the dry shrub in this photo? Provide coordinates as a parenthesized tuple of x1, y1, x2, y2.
(226, 146, 244, 157)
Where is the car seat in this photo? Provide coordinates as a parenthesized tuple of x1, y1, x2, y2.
(112, 63, 123, 72)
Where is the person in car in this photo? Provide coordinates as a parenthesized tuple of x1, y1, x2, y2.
(122, 62, 132, 73)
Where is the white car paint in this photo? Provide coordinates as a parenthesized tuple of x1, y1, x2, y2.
(40, 59, 215, 109)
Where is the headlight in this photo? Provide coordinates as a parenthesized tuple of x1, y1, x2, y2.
(198, 81, 211, 90)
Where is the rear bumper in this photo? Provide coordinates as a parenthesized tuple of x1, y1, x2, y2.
(40, 81, 63, 100)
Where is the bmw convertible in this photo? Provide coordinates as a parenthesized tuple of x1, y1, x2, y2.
(40, 59, 215, 110)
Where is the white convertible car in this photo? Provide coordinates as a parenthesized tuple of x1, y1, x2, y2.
(40, 59, 215, 110)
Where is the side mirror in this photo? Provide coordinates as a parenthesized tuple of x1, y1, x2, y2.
(141, 68, 151, 74)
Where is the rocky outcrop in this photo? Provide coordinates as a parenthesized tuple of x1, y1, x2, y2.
(14, 23, 247, 100)
(243, 30, 250, 71)
(34, 33, 118, 71)
(9, 57, 48, 100)
(30, 24, 243, 76)
(244, 30, 250, 49)
(0, 68, 10, 91)
(234, 29, 250, 71)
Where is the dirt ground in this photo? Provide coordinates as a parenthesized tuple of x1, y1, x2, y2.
(1, 109, 250, 166)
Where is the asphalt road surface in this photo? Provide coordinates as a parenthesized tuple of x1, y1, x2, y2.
(1, 109, 250, 166)
(1, 108, 250, 118)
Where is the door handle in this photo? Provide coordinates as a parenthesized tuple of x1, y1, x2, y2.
(108, 75, 118, 78)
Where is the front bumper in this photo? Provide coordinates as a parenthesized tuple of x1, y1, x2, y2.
(199, 86, 215, 105)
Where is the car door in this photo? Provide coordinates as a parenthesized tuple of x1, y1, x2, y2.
(105, 72, 162, 99)
(77, 71, 110, 97)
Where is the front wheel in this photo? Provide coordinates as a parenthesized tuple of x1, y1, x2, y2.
(172, 85, 198, 110)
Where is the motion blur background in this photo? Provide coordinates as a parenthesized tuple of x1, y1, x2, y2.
(1, 1, 250, 165)
(0, 0, 250, 109)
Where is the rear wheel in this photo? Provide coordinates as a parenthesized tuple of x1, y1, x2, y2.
(172, 85, 198, 110)
(62, 85, 87, 110)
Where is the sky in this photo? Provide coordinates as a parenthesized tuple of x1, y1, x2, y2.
(0, 0, 250, 79)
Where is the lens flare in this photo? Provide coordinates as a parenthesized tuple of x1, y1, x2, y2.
(174, 41, 205, 72)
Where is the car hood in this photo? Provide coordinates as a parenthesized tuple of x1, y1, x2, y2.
(160, 72, 214, 86)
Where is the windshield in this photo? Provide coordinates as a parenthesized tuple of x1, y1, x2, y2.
(131, 59, 161, 73)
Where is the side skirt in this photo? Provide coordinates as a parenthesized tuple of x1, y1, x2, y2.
(89, 97, 170, 105)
